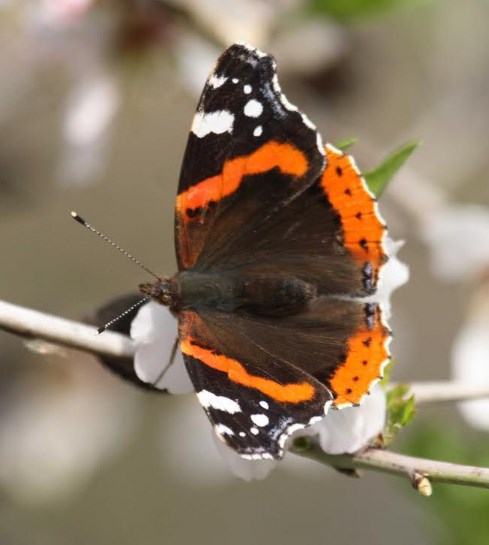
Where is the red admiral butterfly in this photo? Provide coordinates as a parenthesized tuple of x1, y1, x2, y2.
(140, 43, 390, 461)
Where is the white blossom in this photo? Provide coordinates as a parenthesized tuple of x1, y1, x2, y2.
(0, 363, 138, 504)
(452, 284, 489, 430)
(131, 301, 193, 394)
(315, 385, 386, 455)
(423, 205, 489, 281)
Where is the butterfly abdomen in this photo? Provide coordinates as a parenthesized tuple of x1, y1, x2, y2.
(170, 270, 316, 316)
(239, 272, 316, 316)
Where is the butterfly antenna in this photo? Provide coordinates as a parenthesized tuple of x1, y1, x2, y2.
(71, 211, 161, 281)
(96, 296, 150, 335)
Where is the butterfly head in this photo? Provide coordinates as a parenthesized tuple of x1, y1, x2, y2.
(139, 277, 172, 307)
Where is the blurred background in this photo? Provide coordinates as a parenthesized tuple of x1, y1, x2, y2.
(1, 0, 489, 544)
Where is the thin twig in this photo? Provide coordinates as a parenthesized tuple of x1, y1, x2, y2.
(0, 299, 134, 359)
(3, 298, 489, 491)
(408, 381, 489, 404)
(293, 443, 489, 492)
(2, 299, 489, 403)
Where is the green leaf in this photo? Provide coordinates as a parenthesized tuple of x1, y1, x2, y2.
(380, 358, 395, 387)
(364, 140, 420, 198)
(291, 436, 311, 452)
(383, 384, 416, 445)
(307, 0, 428, 20)
(334, 136, 357, 151)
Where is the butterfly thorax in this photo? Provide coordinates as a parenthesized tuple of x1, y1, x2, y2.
(140, 271, 317, 317)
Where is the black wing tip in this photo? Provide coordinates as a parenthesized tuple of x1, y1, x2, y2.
(219, 42, 275, 71)
(232, 42, 267, 57)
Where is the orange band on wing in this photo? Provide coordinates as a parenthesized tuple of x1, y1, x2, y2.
(330, 307, 390, 407)
(177, 141, 308, 215)
(320, 145, 386, 275)
(181, 338, 315, 403)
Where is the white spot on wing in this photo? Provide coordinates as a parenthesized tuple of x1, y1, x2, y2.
(208, 75, 227, 89)
(272, 74, 297, 112)
(191, 110, 234, 138)
(278, 423, 305, 448)
(302, 115, 317, 130)
(241, 451, 275, 460)
(244, 84, 252, 94)
(239, 431, 246, 437)
(259, 401, 269, 410)
(232, 78, 239, 84)
(250, 427, 259, 435)
(215, 424, 234, 437)
(271, 72, 324, 156)
(251, 414, 269, 427)
(197, 390, 241, 414)
(317, 133, 325, 156)
(253, 125, 263, 137)
(244, 99, 263, 118)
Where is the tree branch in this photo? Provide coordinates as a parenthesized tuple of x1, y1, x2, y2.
(2, 299, 489, 403)
(0, 299, 134, 359)
(3, 298, 489, 492)
(292, 442, 489, 493)
(407, 381, 489, 404)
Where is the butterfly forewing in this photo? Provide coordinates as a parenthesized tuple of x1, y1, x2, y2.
(175, 43, 325, 271)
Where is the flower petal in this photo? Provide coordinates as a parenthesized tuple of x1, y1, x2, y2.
(316, 385, 386, 455)
(212, 433, 278, 481)
(131, 302, 193, 394)
(424, 205, 489, 281)
(452, 287, 489, 430)
(0, 364, 138, 504)
(59, 71, 120, 185)
(366, 237, 409, 319)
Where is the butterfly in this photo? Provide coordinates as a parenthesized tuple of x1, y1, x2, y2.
(139, 42, 390, 460)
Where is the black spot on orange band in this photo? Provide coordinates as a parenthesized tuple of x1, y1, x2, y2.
(319, 144, 387, 292)
(329, 304, 390, 407)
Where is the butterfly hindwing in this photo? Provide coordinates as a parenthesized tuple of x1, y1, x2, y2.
(178, 293, 390, 459)
(179, 310, 333, 460)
